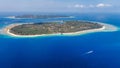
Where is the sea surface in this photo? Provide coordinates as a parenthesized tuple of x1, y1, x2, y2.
(0, 13, 120, 68)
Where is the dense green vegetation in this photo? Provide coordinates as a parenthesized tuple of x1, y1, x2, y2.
(10, 20, 103, 35)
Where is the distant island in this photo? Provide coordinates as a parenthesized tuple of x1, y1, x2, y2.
(8, 15, 73, 19)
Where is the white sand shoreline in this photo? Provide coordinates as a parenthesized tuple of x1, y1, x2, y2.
(1, 22, 118, 37)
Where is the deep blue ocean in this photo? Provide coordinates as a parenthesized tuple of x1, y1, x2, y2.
(0, 13, 120, 68)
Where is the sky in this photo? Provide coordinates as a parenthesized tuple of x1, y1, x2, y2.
(0, 0, 119, 13)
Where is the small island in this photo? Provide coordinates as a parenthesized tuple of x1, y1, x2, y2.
(2, 20, 118, 37)
(3, 20, 107, 37)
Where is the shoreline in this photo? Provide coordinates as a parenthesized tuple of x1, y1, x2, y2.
(1, 22, 118, 37)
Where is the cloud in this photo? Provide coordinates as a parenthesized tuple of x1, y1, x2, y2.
(96, 3, 112, 7)
(74, 4, 85, 8)
(69, 3, 112, 9)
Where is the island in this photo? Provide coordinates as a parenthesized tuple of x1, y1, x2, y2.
(2, 20, 107, 37)
(2, 20, 118, 37)
(10, 15, 73, 19)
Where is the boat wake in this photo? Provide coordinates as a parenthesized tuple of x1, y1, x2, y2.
(82, 50, 94, 56)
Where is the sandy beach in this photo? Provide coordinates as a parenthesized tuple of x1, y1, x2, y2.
(1, 22, 118, 37)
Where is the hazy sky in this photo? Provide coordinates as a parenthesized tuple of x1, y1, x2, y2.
(0, 0, 119, 13)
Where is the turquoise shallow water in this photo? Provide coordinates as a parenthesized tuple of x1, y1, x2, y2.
(0, 13, 120, 68)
